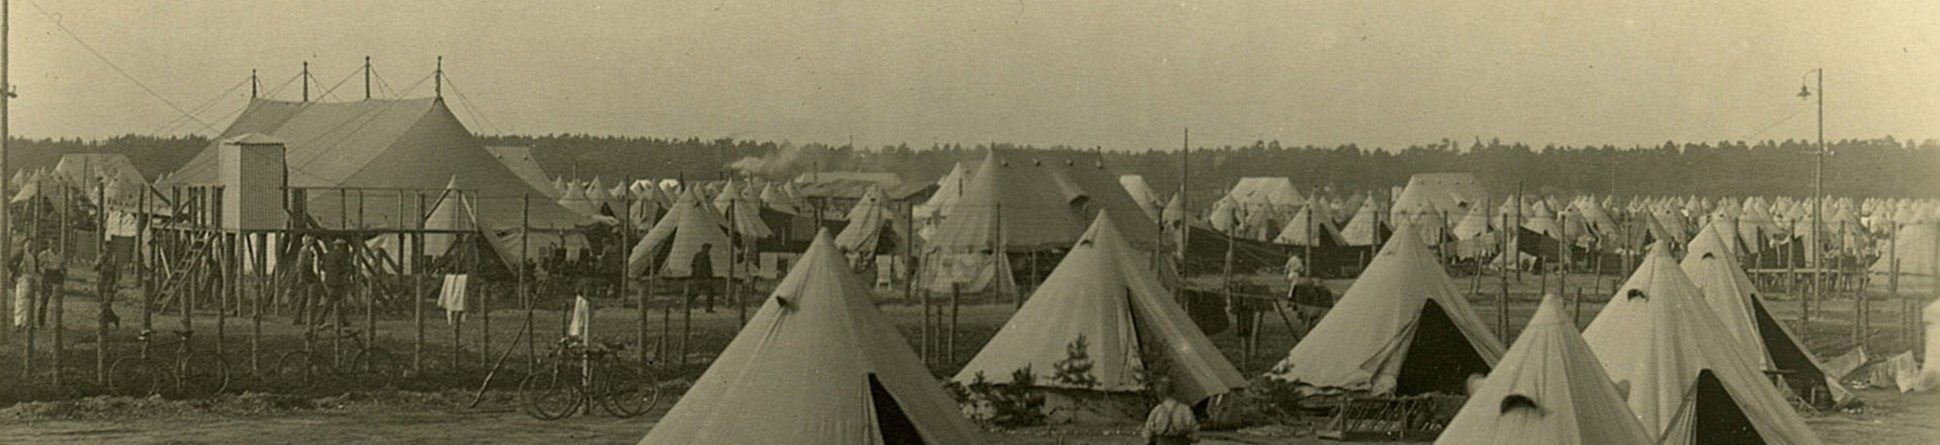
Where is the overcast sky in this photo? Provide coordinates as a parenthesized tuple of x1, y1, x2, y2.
(9, 1, 1938, 150)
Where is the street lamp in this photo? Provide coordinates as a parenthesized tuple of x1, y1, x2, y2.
(1797, 68, 1825, 329)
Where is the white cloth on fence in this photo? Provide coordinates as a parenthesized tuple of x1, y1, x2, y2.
(568, 296, 592, 339)
(440, 274, 469, 324)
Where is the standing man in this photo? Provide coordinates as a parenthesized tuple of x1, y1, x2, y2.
(36, 242, 63, 327)
(12, 241, 37, 329)
(692, 243, 715, 313)
(292, 236, 320, 326)
(97, 246, 121, 329)
(319, 238, 352, 329)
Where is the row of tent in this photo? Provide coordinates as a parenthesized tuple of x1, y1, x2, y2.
(639, 208, 1934, 443)
(639, 214, 1242, 444)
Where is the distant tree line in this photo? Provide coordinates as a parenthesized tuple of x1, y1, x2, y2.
(3, 134, 1933, 208)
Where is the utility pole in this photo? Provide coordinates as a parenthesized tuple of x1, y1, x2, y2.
(1800, 68, 1825, 329)
(0, 0, 11, 342)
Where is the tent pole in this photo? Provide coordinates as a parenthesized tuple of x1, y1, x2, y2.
(95, 179, 108, 385)
(413, 193, 425, 374)
(521, 194, 533, 371)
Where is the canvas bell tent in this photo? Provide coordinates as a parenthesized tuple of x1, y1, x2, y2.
(1581, 242, 1822, 444)
(638, 231, 982, 445)
(1434, 295, 1654, 445)
(1684, 221, 1853, 408)
(1266, 219, 1504, 395)
(952, 214, 1244, 422)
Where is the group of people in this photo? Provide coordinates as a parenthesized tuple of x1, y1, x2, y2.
(289, 236, 356, 330)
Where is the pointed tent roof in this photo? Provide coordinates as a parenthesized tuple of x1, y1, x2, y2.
(1869, 221, 1938, 296)
(916, 161, 971, 221)
(640, 231, 982, 445)
(484, 145, 558, 200)
(628, 189, 732, 279)
(1338, 200, 1384, 247)
(926, 149, 1088, 253)
(1684, 222, 1853, 406)
(1452, 203, 1492, 241)
(557, 182, 602, 218)
(1268, 219, 1504, 395)
(165, 98, 586, 230)
(1390, 172, 1487, 223)
(1273, 206, 1344, 246)
(835, 186, 893, 254)
(1118, 174, 1165, 223)
(1434, 295, 1655, 445)
(1582, 243, 1821, 443)
(1161, 192, 1187, 226)
(953, 214, 1245, 403)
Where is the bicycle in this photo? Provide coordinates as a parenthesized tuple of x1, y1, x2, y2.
(108, 329, 230, 397)
(270, 327, 404, 391)
(519, 337, 662, 420)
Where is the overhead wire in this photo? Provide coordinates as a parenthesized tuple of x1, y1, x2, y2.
(1744, 102, 1815, 142)
(260, 72, 303, 101)
(312, 65, 364, 103)
(442, 75, 506, 135)
(26, 0, 222, 134)
(148, 76, 250, 136)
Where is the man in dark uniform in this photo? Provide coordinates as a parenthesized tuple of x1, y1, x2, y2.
(319, 239, 353, 329)
(692, 243, 715, 313)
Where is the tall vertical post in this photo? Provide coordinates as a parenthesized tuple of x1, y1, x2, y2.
(1808, 68, 1824, 335)
(521, 194, 532, 369)
(53, 182, 68, 387)
(413, 192, 425, 374)
(434, 56, 443, 99)
(250, 69, 258, 99)
(363, 56, 371, 100)
(301, 61, 310, 103)
(95, 179, 106, 385)
(1, 0, 13, 345)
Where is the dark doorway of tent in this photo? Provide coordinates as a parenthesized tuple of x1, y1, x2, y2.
(1693, 369, 1766, 445)
(1750, 298, 1830, 407)
(869, 374, 928, 445)
(1394, 300, 1492, 396)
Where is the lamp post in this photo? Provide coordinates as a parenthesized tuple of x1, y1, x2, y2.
(1798, 68, 1824, 330)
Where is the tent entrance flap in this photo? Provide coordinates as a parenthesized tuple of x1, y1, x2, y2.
(1394, 300, 1493, 396)
(1693, 369, 1766, 445)
(1750, 298, 1824, 390)
(868, 373, 929, 445)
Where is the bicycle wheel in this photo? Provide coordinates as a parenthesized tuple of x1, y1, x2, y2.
(595, 361, 662, 418)
(348, 348, 405, 381)
(175, 355, 231, 398)
(273, 351, 332, 393)
(108, 356, 166, 396)
(519, 368, 581, 420)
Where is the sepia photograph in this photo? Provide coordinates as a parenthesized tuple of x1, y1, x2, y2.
(0, 1, 1935, 444)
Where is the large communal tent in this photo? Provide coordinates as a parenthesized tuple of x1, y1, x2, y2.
(164, 98, 588, 231)
(920, 148, 1164, 295)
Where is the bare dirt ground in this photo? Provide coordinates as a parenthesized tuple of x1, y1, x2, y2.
(0, 271, 1933, 443)
(0, 387, 1932, 444)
